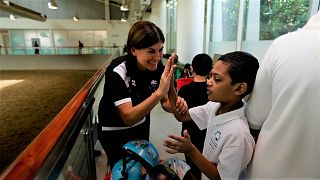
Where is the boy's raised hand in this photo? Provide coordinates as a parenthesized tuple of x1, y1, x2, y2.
(167, 53, 188, 114)
(163, 130, 194, 155)
(175, 96, 188, 114)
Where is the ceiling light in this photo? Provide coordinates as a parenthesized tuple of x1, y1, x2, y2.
(73, 0, 79, 22)
(9, 14, 17, 20)
(48, 0, 58, 9)
(3, 0, 9, 5)
(73, 15, 79, 21)
(0, 0, 47, 22)
(120, 4, 129, 11)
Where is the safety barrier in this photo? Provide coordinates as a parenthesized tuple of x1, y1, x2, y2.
(0, 46, 123, 55)
(0, 51, 119, 179)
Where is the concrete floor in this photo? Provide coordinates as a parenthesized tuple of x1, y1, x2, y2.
(150, 103, 185, 160)
(94, 103, 185, 180)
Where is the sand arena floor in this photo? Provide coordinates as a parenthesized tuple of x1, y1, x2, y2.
(0, 70, 96, 173)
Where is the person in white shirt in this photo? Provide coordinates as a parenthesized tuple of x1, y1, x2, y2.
(164, 51, 259, 179)
(245, 11, 320, 179)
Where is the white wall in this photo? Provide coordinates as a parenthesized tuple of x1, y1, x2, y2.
(146, 0, 167, 38)
(176, 0, 205, 64)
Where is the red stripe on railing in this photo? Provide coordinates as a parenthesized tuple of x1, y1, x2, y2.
(0, 61, 108, 180)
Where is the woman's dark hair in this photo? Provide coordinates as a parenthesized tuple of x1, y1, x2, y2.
(126, 20, 165, 56)
(218, 51, 259, 98)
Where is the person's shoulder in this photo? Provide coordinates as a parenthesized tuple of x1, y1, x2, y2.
(273, 30, 300, 45)
(106, 55, 128, 73)
(177, 84, 189, 95)
(110, 55, 127, 65)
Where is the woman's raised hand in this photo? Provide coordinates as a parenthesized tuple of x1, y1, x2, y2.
(157, 56, 174, 97)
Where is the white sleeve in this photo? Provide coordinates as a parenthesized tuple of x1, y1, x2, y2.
(245, 42, 276, 130)
(189, 104, 210, 130)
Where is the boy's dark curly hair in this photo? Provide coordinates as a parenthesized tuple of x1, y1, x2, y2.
(219, 51, 259, 98)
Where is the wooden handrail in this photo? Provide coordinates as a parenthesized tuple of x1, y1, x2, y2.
(0, 61, 109, 180)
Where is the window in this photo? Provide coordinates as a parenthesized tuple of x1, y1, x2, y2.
(207, 0, 319, 60)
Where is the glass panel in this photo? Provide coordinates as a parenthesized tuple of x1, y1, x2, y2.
(241, 0, 311, 60)
(166, 0, 177, 53)
(6, 29, 112, 55)
(10, 30, 26, 55)
(24, 30, 38, 55)
(208, 0, 239, 56)
(54, 30, 68, 54)
(37, 30, 54, 55)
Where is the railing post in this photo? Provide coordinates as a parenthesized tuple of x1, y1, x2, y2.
(83, 118, 97, 180)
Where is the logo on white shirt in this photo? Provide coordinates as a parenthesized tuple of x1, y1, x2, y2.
(214, 131, 221, 141)
(209, 131, 221, 151)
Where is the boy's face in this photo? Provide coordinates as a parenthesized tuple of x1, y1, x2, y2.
(207, 60, 237, 103)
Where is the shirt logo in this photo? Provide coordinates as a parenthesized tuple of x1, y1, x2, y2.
(209, 131, 221, 152)
(214, 131, 221, 141)
(150, 80, 158, 90)
(151, 80, 157, 86)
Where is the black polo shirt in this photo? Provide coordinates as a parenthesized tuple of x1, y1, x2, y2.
(98, 54, 164, 130)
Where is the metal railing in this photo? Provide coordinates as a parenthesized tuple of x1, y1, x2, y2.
(0, 51, 119, 180)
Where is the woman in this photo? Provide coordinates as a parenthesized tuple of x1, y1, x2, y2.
(98, 20, 187, 168)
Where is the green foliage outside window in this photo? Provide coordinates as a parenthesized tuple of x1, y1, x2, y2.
(220, 0, 309, 41)
(222, 0, 240, 41)
(260, 0, 309, 40)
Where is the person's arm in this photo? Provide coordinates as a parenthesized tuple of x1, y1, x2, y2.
(117, 57, 174, 127)
(164, 130, 220, 180)
(117, 91, 164, 126)
(161, 53, 188, 115)
(246, 43, 275, 129)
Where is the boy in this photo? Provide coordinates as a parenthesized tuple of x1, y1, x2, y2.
(164, 51, 259, 179)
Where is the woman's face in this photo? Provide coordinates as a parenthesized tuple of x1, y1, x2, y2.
(131, 41, 164, 71)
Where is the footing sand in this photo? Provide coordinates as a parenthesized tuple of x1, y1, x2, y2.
(0, 70, 96, 173)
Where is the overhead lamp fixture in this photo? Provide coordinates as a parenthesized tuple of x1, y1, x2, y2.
(0, 0, 47, 22)
(73, 0, 79, 21)
(9, 14, 17, 20)
(120, 4, 129, 11)
(73, 15, 79, 21)
(48, 0, 58, 9)
(120, 0, 129, 11)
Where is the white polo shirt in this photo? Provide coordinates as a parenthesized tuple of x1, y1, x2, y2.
(189, 101, 255, 180)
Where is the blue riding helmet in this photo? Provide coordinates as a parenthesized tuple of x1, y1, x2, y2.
(111, 157, 147, 180)
(122, 139, 160, 169)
